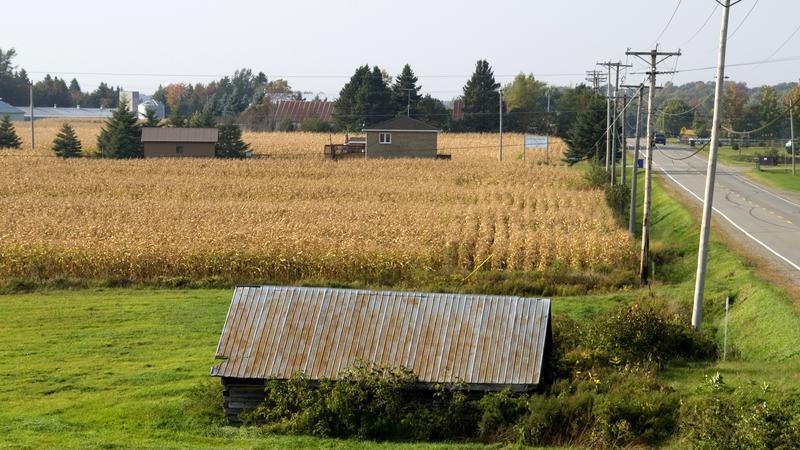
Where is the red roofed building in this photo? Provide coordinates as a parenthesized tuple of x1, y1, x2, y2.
(272, 100, 335, 128)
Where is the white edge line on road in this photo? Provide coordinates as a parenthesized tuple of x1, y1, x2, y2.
(656, 166, 800, 273)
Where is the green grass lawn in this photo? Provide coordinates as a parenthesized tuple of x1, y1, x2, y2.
(1, 173, 799, 448)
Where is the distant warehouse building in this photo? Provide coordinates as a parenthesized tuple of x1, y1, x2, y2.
(362, 116, 440, 158)
(141, 127, 218, 158)
(211, 285, 552, 422)
(0, 101, 25, 121)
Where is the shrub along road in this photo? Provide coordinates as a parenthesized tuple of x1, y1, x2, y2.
(650, 143, 800, 284)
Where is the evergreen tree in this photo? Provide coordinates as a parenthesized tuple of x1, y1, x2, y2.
(141, 106, 161, 128)
(52, 122, 82, 157)
(564, 93, 606, 164)
(186, 109, 215, 128)
(392, 64, 421, 116)
(0, 115, 22, 149)
(97, 99, 142, 158)
(358, 66, 394, 126)
(461, 60, 500, 132)
(416, 95, 450, 130)
(553, 84, 597, 138)
(216, 121, 250, 158)
(167, 107, 186, 127)
(334, 65, 394, 130)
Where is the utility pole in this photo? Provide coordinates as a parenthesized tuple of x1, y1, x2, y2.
(692, 0, 741, 331)
(29, 84, 35, 150)
(622, 84, 645, 235)
(499, 88, 503, 161)
(597, 61, 632, 182)
(621, 92, 628, 187)
(585, 70, 607, 94)
(401, 88, 413, 117)
(790, 95, 796, 176)
(626, 48, 681, 285)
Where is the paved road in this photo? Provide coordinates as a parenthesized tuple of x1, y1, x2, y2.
(647, 144, 800, 275)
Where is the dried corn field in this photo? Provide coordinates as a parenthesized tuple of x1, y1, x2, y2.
(0, 120, 634, 284)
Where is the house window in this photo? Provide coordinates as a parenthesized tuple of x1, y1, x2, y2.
(176, 145, 184, 154)
(379, 132, 391, 144)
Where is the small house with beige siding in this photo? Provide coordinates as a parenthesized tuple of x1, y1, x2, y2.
(141, 127, 218, 158)
(362, 117, 439, 158)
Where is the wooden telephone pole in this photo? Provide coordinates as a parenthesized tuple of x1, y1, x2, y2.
(621, 84, 645, 235)
(597, 61, 632, 184)
(626, 48, 681, 285)
(692, 0, 742, 330)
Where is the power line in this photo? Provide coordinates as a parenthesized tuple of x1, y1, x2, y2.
(651, 0, 684, 46)
(630, 55, 800, 74)
(728, 0, 759, 39)
(681, 3, 719, 47)
(23, 70, 586, 80)
(754, 22, 800, 70)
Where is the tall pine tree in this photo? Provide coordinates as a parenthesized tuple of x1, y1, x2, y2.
(97, 99, 142, 158)
(462, 60, 500, 132)
(52, 123, 82, 157)
(334, 65, 393, 129)
(0, 114, 22, 149)
(564, 92, 606, 164)
(392, 64, 421, 116)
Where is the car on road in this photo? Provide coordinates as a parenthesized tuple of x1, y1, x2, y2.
(654, 133, 667, 145)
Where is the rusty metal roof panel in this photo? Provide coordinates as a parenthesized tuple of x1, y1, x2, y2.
(212, 286, 551, 389)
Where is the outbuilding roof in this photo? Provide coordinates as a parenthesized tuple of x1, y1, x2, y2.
(141, 127, 218, 143)
(17, 106, 113, 119)
(0, 101, 24, 115)
(362, 116, 440, 132)
(211, 285, 551, 391)
(273, 100, 335, 124)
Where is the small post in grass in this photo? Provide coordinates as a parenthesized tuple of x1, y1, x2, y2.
(723, 296, 730, 361)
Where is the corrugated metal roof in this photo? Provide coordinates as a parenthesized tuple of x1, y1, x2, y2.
(363, 116, 440, 132)
(273, 100, 335, 124)
(212, 286, 551, 390)
(0, 101, 24, 115)
(141, 127, 218, 143)
(17, 106, 114, 119)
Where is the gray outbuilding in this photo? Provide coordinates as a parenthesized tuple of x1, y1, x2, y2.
(362, 116, 440, 158)
(211, 285, 552, 422)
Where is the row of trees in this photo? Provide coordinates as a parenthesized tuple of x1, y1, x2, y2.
(653, 82, 799, 139)
(1, 47, 121, 108)
(332, 60, 596, 134)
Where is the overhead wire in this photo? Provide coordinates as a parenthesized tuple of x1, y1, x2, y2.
(750, 22, 800, 71)
(728, 0, 759, 39)
(651, 0, 684, 46)
(680, 3, 719, 47)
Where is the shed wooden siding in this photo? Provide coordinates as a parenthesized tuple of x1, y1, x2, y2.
(365, 131, 438, 159)
(211, 286, 551, 390)
(143, 142, 216, 158)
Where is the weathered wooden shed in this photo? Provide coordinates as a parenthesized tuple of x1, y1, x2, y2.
(141, 127, 218, 158)
(211, 285, 551, 422)
(362, 117, 440, 158)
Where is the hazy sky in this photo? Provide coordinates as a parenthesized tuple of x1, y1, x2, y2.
(5, 0, 799, 99)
